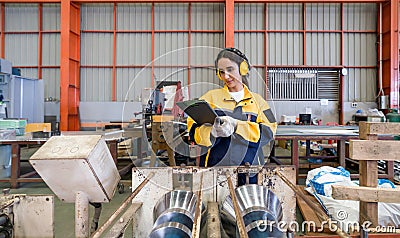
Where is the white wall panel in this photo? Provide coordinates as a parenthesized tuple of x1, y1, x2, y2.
(42, 68, 60, 99)
(248, 68, 267, 98)
(116, 33, 152, 65)
(20, 68, 38, 79)
(189, 45, 222, 66)
(5, 34, 38, 66)
(268, 3, 302, 30)
(268, 33, 303, 65)
(344, 33, 376, 66)
(235, 4, 264, 30)
(154, 33, 189, 65)
(306, 33, 340, 66)
(42, 33, 60, 66)
(81, 33, 113, 65)
(5, 4, 38, 31)
(186, 68, 222, 99)
(117, 3, 152, 30)
(154, 67, 188, 85)
(81, 4, 113, 31)
(306, 3, 341, 30)
(81, 68, 112, 101)
(43, 4, 60, 31)
(154, 4, 188, 30)
(191, 3, 224, 30)
(116, 68, 151, 102)
(235, 33, 265, 66)
(344, 3, 376, 31)
(343, 68, 377, 102)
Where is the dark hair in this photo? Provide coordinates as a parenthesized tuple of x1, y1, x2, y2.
(215, 48, 250, 88)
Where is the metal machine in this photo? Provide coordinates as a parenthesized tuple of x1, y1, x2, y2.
(0, 192, 54, 237)
(29, 135, 121, 238)
(0, 69, 44, 123)
(128, 165, 297, 237)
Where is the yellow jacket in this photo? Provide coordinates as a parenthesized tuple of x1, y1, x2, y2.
(187, 85, 277, 166)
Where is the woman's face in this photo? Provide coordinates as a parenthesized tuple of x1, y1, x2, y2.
(217, 57, 243, 92)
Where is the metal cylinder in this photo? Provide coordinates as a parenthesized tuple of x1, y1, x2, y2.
(378, 95, 389, 109)
(149, 222, 192, 238)
(151, 190, 203, 237)
(220, 185, 284, 237)
(360, 227, 368, 238)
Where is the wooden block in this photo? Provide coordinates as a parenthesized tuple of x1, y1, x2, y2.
(152, 115, 174, 122)
(359, 160, 378, 227)
(207, 202, 221, 238)
(25, 123, 51, 133)
(296, 186, 332, 233)
(359, 122, 400, 139)
(332, 185, 400, 203)
(349, 140, 400, 161)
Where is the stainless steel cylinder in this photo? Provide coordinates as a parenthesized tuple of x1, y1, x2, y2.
(151, 190, 204, 237)
(149, 222, 192, 238)
(153, 190, 197, 222)
(220, 185, 284, 237)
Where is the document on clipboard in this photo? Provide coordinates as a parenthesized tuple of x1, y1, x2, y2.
(176, 99, 217, 125)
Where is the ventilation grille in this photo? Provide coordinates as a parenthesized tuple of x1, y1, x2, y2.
(268, 68, 339, 100)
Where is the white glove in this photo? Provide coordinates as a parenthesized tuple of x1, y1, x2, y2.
(211, 116, 238, 138)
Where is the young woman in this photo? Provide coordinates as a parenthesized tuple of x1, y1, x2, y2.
(187, 48, 277, 185)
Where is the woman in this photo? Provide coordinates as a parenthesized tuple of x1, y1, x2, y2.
(187, 48, 277, 184)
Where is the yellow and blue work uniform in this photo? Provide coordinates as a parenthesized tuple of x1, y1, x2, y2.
(187, 84, 277, 174)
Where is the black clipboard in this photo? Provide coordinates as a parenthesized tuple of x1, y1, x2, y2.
(176, 99, 217, 125)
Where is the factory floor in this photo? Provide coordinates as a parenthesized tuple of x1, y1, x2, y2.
(0, 145, 306, 237)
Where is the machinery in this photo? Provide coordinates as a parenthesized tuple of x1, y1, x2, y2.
(0, 70, 44, 123)
(129, 165, 297, 237)
(0, 192, 54, 237)
(136, 81, 191, 167)
(29, 135, 121, 238)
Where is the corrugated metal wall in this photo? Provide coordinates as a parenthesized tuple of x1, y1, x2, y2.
(80, 3, 224, 101)
(233, 3, 377, 102)
(2, 3, 60, 100)
(0, 2, 378, 110)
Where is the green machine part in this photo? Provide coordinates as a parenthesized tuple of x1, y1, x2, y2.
(386, 108, 400, 123)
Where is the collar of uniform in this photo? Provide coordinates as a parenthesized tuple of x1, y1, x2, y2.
(222, 84, 253, 102)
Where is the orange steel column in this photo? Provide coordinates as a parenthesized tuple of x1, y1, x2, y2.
(60, 0, 81, 131)
(225, 0, 234, 47)
(382, 0, 399, 109)
(391, 0, 399, 108)
(1, 4, 4, 59)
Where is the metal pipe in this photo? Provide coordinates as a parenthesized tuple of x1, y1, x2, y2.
(90, 203, 102, 233)
(275, 170, 351, 238)
(75, 191, 89, 238)
(91, 172, 155, 238)
(225, 171, 248, 238)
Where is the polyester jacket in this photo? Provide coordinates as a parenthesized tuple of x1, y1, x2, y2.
(187, 85, 277, 167)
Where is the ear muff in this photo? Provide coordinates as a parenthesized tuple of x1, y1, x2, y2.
(239, 60, 249, 76)
(216, 69, 223, 80)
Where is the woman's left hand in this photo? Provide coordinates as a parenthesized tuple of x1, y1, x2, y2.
(211, 116, 237, 137)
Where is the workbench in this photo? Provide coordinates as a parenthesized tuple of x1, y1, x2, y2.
(271, 125, 359, 180)
(0, 131, 126, 188)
